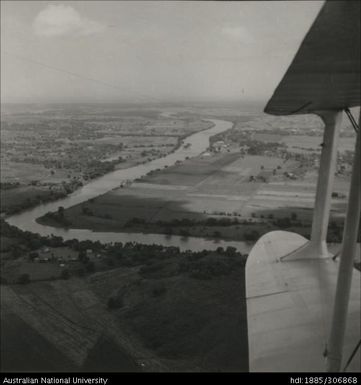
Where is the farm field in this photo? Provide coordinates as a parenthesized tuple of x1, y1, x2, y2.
(50, 142, 350, 241)
(39, 153, 278, 231)
(2, 0, 360, 374)
(1, 103, 358, 373)
(0, 185, 67, 216)
(282, 135, 354, 154)
(0, 278, 144, 372)
(0, 308, 78, 372)
(1, 249, 248, 372)
(0, 105, 216, 215)
(0, 161, 71, 185)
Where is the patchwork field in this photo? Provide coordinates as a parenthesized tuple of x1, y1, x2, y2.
(281, 135, 356, 154)
(0, 161, 70, 184)
(0, 278, 147, 372)
(0, 185, 68, 216)
(42, 146, 350, 243)
(1, 249, 248, 372)
(1, 104, 357, 374)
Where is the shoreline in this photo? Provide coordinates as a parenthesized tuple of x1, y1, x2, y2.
(5, 118, 240, 252)
(36, 213, 310, 244)
(2, 117, 218, 220)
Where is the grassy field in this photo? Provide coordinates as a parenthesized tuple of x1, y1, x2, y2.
(1, 248, 248, 372)
(2, 107, 355, 373)
(0, 185, 65, 215)
(0, 279, 144, 371)
(39, 148, 349, 241)
(1, 308, 78, 372)
(36, 140, 352, 246)
(88, 249, 249, 371)
(282, 135, 355, 154)
(43, 152, 283, 225)
(0, 161, 71, 184)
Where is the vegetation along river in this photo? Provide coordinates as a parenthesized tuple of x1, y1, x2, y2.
(6, 118, 251, 254)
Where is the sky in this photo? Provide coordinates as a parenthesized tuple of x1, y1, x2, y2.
(1, 1, 324, 104)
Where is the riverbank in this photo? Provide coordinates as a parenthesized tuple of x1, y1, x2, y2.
(36, 210, 310, 243)
(0, 123, 211, 217)
(1, 108, 216, 217)
(6, 119, 239, 249)
(0, 184, 68, 216)
(1, 217, 249, 372)
(34, 147, 316, 244)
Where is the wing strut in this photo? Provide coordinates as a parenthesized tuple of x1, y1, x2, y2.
(327, 112, 361, 372)
(281, 110, 342, 260)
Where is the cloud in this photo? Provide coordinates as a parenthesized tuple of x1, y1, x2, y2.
(221, 25, 254, 44)
(33, 4, 105, 37)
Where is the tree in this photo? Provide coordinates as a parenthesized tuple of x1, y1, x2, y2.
(76, 268, 85, 277)
(180, 229, 190, 238)
(82, 206, 93, 216)
(164, 226, 173, 235)
(152, 282, 167, 297)
(244, 230, 260, 242)
(86, 261, 95, 273)
(18, 273, 30, 284)
(29, 238, 42, 250)
(12, 247, 22, 259)
(78, 250, 88, 262)
(29, 251, 39, 261)
(276, 217, 292, 228)
(107, 296, 123, 309)
(61, 269, 70, 280)
(57, 206, 65, 218)
(225, 246, 237, 257)
(106, 258, 115, 267)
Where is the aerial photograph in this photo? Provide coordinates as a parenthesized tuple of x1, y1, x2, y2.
(0, 0, 360, 378)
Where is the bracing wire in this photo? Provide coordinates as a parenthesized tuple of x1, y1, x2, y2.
(344, 108, 359, 134)
(343, 339, 361, 372)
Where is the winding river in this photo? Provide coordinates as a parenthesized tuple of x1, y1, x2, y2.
(6, 118, 251, 254)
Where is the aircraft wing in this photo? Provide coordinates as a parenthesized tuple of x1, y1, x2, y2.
(246, 0, 361, 372)
(264, 1, 360, 115)
(246, 231, 360, 372)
